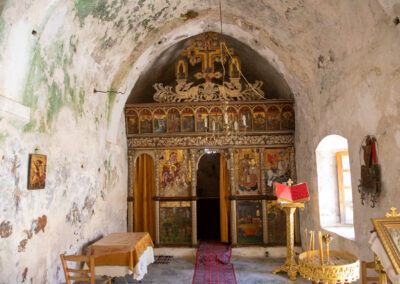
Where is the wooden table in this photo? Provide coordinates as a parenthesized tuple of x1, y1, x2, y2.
(90, 232, 154, 280)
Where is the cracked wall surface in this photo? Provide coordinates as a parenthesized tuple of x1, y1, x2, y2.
(0, 0, 399, 282)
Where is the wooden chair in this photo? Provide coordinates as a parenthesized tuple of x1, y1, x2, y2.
(362, 260, 380, 284)
(60, 254, 95, 284)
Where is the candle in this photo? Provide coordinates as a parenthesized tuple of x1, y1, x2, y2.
(242, 115, 246, 126)
(305, 228, 308, 263)
(234, 121, 238, 131)
(326, 243, 330, 263)
(204, 117, 208, 128)
(224, 112, 228, 124)
(212, 121, 216, 131)
(318, 231, 324, 265)
(311, 231, 314, 264)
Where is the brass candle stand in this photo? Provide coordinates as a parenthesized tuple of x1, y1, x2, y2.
(272, 202, 304, 280)
(298, 250, 360, 284)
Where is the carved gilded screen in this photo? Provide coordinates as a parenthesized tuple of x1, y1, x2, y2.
(234, 148, 261, 195)
(159, 149, 191, 197)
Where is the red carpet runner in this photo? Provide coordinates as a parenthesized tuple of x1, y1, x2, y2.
(192, 241, 237, 284)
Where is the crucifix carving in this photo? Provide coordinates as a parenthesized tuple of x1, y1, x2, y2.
(181, 33, 233, 81)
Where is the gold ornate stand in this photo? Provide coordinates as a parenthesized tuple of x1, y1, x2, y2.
(298, 250, 360, 284)
(273, 202, 304, 280)
(374, 254, 388, 284)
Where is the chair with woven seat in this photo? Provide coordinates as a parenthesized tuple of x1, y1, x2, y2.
(60, 254, 95, 284)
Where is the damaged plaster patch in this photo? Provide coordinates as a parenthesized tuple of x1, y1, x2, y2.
(33, 215, 47, 234)
(0, 220, 12, 238)
(73, 0, 128, 27)
(66, 202, 81, 225)
(17, 215, 47, 252)
(180, 10, 199, 21)
(18, 239, 28, 252)
(22, 267, 28, 282)
(18, 229, 32, 253)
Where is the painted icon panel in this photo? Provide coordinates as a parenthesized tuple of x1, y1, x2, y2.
(176, 59, 188, 80)
(196, 107, 209, 132)
(153, 109, 166, 133)
(281, 105, 295, 130)
(266, 106, 281, 131)
(139, 109, 153, 133)
(237, 200, 263, 244)
(126, 111, 139, 134)
(28, 154, 47, 189)
(160, 201, 192, 244)
(239, 107, 252, 132)
(234, 149, 261, 195)
(267, 202, 286, 245)
(253, 106, 266, 131)
(227, 106, 238, 131)
(167, 108, 181, 133)
(159, 149, 191, 197)
(209, 107, 223, 132)
(181, 107, 195, 132)
(263, 148, 291, 195)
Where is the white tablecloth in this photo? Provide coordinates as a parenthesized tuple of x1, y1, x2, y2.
(369, 232, 400, 284)
(94, 246, 154, 280)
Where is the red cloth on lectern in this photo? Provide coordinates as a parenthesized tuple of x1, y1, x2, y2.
(275, 182, 309, 203)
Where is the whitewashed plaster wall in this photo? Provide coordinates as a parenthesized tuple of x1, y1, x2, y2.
(0, 0, 399, 282)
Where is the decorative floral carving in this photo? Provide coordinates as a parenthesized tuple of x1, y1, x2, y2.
(128, 134, 294, 149)
(153, 79, 264, 103)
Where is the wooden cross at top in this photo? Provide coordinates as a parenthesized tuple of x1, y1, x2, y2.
(181, 33, 233, 81)
(287, 178, 294, 186)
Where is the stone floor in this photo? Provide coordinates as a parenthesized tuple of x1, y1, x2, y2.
(111, 255, 312, 284)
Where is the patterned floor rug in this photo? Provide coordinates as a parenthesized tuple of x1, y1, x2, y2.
(154, 255, 173, 264)
(192, 241, 237, 284)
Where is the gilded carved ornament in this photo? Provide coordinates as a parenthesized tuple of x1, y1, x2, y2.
(153, 32, 265, 103)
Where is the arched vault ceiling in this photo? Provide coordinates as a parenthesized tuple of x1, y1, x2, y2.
(127, 33, 293, 103)
(0, 0, 397, 132)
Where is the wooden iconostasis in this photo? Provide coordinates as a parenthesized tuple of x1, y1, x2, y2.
(126, 33, 299, 247)
(127, 144, 299, 247)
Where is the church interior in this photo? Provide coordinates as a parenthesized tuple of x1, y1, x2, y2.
(0, 0, 399, 283)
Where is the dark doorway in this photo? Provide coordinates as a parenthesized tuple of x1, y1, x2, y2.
(197, 153, 220, 240)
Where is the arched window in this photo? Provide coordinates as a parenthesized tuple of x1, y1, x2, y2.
(316, 135, 355, 240)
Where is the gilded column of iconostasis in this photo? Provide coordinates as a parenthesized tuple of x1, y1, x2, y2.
(125, 32, 297, 247)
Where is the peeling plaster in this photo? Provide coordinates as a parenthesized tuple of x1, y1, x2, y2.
(0, 221, 12, 238)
